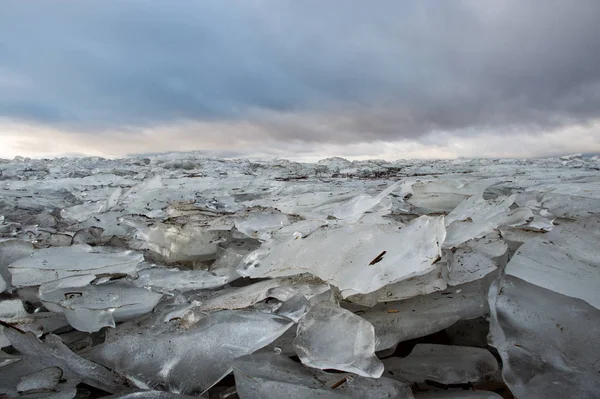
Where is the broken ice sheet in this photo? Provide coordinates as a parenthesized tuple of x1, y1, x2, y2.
(39, 275, 163, 333)
(132, 267, 229, 293)
(447, 234, 507, 287)
(331, 181, 400, 223)
(84, 310, 295, 395)
(346, 277, 491, 351)
(444, 194, 533, 248)
(293, 302, 384, 378)
(1, 299, 69, 348)
(240, 215, 445, 298)
(347, 262, 448, 307)
(505, 215, 600, 309)
(235, 211, 291, 240)
(125, 219, 231, 263)
(16, 366, 63, 393)
(2, 325, 127, 394)
(190, 277, 331, 313)
(0, 240, 34, 292)
(406, 179, 499, 214)
(8, 245, 142, 287)
(488, 275, 600, 399)
(383, 344, 498, 384)
(233, 353, 414, 399)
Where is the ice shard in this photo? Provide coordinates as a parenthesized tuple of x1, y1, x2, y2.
(293, 302, 384, 377)
(2, 325, 127, 394)
(241, 215, 445, 297)
(233, 353, 414, 399)
(383, 344, 498, 384)
(488, 275, 600, 399)
(84, 310, 294, 394)
(133, 267, 229, 293)
(8, 245, 142, 287)
(504, 215, 600, 309)
(39, 275, 163, 332)
(348, 278, 491, 351)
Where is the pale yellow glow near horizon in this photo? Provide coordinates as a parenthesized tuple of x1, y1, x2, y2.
(0, 118, 599, 161)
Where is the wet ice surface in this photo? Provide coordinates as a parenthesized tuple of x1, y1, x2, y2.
(0, 153, 599, 398)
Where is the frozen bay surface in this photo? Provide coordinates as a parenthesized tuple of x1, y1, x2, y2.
(1, 153, 599, 398)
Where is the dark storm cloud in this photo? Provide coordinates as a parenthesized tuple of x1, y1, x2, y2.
(0, 0, 599, 142)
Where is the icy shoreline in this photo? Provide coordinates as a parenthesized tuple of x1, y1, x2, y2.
(1, 153, 599, 398)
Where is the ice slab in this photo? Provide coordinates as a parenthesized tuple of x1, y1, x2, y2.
(241, 215, 445, 298)
(133, 267, 229, 293)
(126, 220, 230, 263)
(3, 326, 127, 394)
(347, 262, 449, 306)
(16, 366, 63, 393)
(85, 310, 295, 394)
(488, 275, 600, 399)
(407, 179, 499, 214)
(505, 215, 600, 309)
(8, 245, 142, 287)
(192, 277, 330, 313)
(348, 278, 491, 351)
(293, 302, 384, 377)
(0, 240, 35, 291)
(233, 353, 414, 399)
(1, 300, 69, 348)
(39, 275, 163, 332)
(443, 194, 533, 248)
(383, 344, 498, 384)
(332, 182, 400, 223)
(235, 211, 290, 240)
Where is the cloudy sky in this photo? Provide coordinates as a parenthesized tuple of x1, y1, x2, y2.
(1, 0, 599, 160)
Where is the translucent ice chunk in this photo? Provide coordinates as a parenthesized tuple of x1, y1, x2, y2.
(233, 353, 414, 399)
(505, 215, 600, 309)
(195, 277, 331, 313)
(84, 310, 295, 394)
(348, 278, 491, 350)
(488, 275, 600, 399)
(448, 250, 496, 287)
(241, 215, 445, 298)
(332, 182, 400, 223)
(99, 187, 123, 213)
(125, 221, 230, 263)
(1, 299, 30, 347)
(39, 275, 163, 332)
(3, 326, 126, 394)
(383, 344, 498, 384)
(445, 194, 515, 226)
(293, 302, 384, 377)
(8, 245, 142, 287)
(444, 194, 532, 248)
(0, 240, 34, 291)
(347, 262, 449, 306)
(16, 366, 63, 393)
(407, 179, 499, 214)
(269, 191, 357, 220)
(133, 267, 229, 293)
(235, 211, 291, 241)
(1, 300, 69, 348)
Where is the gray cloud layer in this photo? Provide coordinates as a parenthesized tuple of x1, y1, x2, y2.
(1, 0, 599, 143)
